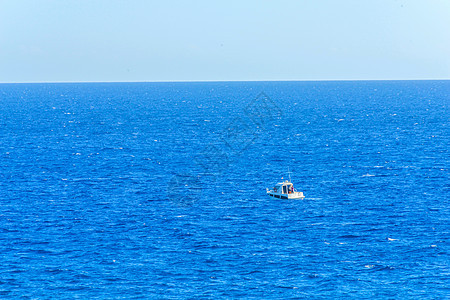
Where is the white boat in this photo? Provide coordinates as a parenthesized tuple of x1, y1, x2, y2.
(266, 170, 305, 200)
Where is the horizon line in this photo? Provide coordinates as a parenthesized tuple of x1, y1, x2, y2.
(0, 78, 449, 84)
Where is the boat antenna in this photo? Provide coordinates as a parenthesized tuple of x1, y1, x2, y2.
(288, 167, 292, 182)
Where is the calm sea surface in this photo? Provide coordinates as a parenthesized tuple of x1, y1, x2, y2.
(0, 81, 448, 298)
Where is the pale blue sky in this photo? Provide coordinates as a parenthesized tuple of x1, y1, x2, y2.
(1, 0, 449, 82)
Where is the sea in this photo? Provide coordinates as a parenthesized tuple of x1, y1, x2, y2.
(0, 80, 448, 299)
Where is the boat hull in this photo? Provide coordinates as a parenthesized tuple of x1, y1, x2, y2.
(267, 192, 305, 200)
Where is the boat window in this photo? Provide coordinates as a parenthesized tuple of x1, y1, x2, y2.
(283, 185, 287, 194)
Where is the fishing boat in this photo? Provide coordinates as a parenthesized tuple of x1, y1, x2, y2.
(266, 169, 305, 200)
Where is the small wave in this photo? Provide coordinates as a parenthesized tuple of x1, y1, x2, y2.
(339, 234, 360, 239)
(365, 264, 395, 271)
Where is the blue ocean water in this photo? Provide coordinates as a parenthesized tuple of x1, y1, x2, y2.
(0, 81, 448, 298)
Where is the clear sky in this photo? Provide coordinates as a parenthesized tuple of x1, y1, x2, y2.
(1, 0, 449, 82)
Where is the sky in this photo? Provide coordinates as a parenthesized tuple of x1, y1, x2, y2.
(0, 0, 449, 82)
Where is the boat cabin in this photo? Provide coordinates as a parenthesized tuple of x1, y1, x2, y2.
(273, 181, 294, 194)
(273, 181, 295, 194)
